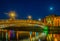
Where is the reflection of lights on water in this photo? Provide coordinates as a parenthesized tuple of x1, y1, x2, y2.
(30, 31, 32, 35)
(32, 37, 35, 41)
(54, 38, 58, 41)
(36, 36, 39, 39)
(42, 33, 46, 36)
(39, 39, 41, 41)
(2, 32, 3, 39)
(43, 26, 48, 35)
(10, 30, 15, 38)
(36, 32, 38, 36)
(6, 32, 8, 40)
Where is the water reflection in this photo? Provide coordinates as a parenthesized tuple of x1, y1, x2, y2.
(0, 30, 60, 41)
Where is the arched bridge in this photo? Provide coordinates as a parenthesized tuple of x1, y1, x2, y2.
(0, 19, 48, 41)
(0, 19, 46, 32)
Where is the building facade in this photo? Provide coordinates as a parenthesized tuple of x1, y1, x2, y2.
(43, 15, 60, 41)
(43, 15, 60, 26)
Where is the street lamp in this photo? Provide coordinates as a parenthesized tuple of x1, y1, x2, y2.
(38, 18, 41, 21)
(9, 11, 16, 19)
(28, 15, 32, 19)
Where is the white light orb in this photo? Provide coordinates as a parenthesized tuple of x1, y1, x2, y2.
(50, 7, 53, 10)
(38, 18, 41, 21)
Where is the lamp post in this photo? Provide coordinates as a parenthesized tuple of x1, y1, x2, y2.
(27, 15, 32, 20)
(38, 18, 41, 21)
(9, 11, 16, 20)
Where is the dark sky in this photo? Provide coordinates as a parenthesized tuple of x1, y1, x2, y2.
(0, 0, 60, 19)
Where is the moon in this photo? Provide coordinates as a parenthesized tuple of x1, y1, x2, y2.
(50, 7, 53, 10)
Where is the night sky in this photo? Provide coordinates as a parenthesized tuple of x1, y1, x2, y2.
(0, 0, 60, 19)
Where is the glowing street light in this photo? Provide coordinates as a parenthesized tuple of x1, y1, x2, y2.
(9, 11, 16, 19)
(9, 11, 16, 17)
(38, 18, 41, 21)
(28, 15, 32, 19)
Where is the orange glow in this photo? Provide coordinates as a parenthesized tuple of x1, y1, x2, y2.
(8, 31, 10, 39)
(44, 16, 60, 26)
(54, 38, 58, 41)
(17, 32, 18, 40)
(30, 34, 32, 41)
(53, 18, 59, 26)
(9, 11, 16, 18)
